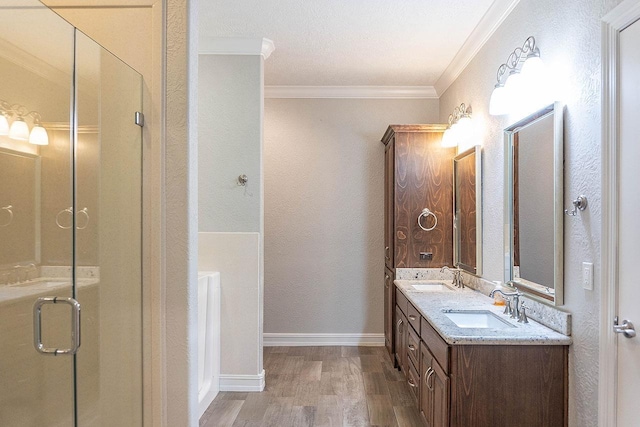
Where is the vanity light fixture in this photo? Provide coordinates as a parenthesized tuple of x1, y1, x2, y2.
(0, 99, 49, 145)
(442, 103, 472, 148)
(489, 36, 551, 116)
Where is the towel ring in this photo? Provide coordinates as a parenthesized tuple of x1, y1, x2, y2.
(418, 208, 437, 231)
(0, 205, 13, 227)
(56, 207, 90, 230)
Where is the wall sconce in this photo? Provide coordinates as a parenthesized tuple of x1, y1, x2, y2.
(0, 100, 49, 146)
(489, 36, 551, 116)
(442, 103, 473, 148)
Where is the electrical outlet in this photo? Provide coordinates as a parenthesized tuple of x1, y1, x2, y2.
(582, 262, 593, 291)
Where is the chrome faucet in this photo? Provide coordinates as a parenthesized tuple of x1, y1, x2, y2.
(490, 288, 524, 319)
(440, 266, 464, 288)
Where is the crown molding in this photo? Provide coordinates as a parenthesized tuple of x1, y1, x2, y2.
(434, 0, 520, 96)
(264, 85, 438, 99)
(199, 37, 275, 59)
(0, 37, 70, 88)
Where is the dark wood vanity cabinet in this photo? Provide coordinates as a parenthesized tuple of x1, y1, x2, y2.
(381, 124, 455, 269)
(395, 286, 568, 427)
(384, 267, 395, 357)
(382, 124, 453, 361)
(421, 343, 449, 427)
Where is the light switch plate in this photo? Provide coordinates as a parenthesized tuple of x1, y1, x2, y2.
(582, 262, 593, 290)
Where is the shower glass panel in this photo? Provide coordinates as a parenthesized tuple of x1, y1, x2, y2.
(0, 1, 75, 425)
(0, 2, 143, 426)
(74, 31, 143, 425)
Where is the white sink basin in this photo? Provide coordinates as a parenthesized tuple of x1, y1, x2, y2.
(410, 281, 453, 292)
(443, 310, 515, 329)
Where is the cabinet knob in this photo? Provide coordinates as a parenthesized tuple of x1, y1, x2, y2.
(408, 377, 417, 388)
(408, 315, 417, 321)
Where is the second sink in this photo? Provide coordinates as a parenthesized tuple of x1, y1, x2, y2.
(443, 310, 515, 329)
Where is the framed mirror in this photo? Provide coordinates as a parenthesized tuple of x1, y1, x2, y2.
(0, 147, 40, 268)
(453, 145, 482, 275)
(504, 102, 563, 305)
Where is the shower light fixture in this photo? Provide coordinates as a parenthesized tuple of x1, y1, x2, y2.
(9, 117, 29, 140)
(489, 36, 551, 116)
(442, 103, 473, 148)
(0, 100, 49, 145)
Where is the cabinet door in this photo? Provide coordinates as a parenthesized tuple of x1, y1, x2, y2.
(384, 137, 395, 269)
(394, 306, 407, 372)
(384, 269, 395, 358)
(394, 131, 454, 268)
(420, 345, 434, 427)
(432, 359, 450, 427)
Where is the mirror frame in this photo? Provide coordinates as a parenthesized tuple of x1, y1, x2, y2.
(503, 102, 564, 305)
(453, 145, 482, 276)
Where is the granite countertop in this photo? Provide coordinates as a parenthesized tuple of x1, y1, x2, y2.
(0, 277, 99, 305)
(395, 279, 572, 345)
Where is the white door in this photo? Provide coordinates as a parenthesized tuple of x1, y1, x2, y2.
(616, 16, 640, 426)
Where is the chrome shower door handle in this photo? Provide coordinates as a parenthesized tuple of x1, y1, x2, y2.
(33, 297, 81, 355)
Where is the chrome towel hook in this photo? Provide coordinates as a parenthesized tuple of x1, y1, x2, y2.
(418, 208, 438, 231)
(565, 195, 588, 216)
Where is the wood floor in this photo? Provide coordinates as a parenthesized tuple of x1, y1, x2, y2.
(200, 346, 425, 427)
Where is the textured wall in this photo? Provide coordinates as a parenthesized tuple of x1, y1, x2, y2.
(199, 55, 262, 232)
(165, 0, 199, 425)
(438, 1, 621, 425)
(264, 98, 439, 334)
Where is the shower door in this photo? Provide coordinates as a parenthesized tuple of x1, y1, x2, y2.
(0, 2, 143, 425)
(73, 31, 143, 427)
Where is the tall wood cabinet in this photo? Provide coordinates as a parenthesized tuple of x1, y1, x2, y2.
(382, 124, 455, 360)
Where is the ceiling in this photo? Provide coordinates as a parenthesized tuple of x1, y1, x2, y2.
(199, 0, 499, 89)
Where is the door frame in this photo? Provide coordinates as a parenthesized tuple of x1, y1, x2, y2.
(599, 1, 640, 425)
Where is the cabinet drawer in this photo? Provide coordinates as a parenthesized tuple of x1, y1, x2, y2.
(395, 288, 409, 315)
(407, 324, 420, 368)
(407, 303, 421, 334)
(421, 317, 449, 374)
(407, 357, 420, 405)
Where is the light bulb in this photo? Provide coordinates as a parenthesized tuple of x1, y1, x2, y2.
(9, 118, 29, 141)
(441, 128, 455, 147)
(441, 123, 458, 147)
(29, 125, 49, 145)
(456, 115, 473, 147)
(489, 85, 508, 115)
(521, 55, 545, 79)
(0, 114, 8, 135)
(521, 55, 552, 112)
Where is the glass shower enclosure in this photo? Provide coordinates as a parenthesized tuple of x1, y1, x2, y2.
(0, 1, 143, 425)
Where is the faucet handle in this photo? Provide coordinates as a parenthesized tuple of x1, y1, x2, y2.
(518, 302, 529, 324)
(503, 297, 511, 315)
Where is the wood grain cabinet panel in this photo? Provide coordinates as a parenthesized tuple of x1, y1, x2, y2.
(449, 345, 567, 427)
(381, 125, 454, 269)
(394, 305, 407, 373)
(384, 268, 395, 358)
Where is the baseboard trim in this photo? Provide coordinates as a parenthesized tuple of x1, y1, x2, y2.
(219, 370, 265, 392)
(263, 333, 385, 347)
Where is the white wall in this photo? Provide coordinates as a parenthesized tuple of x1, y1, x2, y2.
(199, 55, 262, 232)
(264, 98, 439, 336)
(438, 1, 621, 425)
(198, 53, 265, 387)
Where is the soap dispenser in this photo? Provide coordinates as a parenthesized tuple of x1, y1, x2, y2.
(492, 281, 507, 306)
